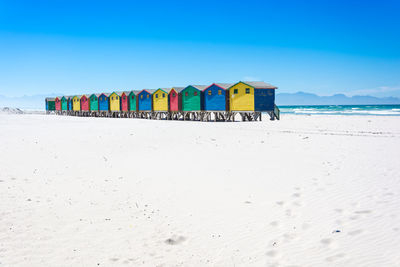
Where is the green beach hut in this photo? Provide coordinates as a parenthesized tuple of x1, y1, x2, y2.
(180, 85, 207, 111)
(61, 96, 68, 111)
(128, 91, 139, 111)
(89, 93, 100, 111)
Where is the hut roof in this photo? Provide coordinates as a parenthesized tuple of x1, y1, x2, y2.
(45, 97, 55, 101)
(139, 89, 156, 94)
(99, 93, 111, 97)
(184, 85, 208, 91)
(89, 93, 102, 97)
(171, 87, 185, 93)
(156, 88, 172, 94)
(241, 81, 277, 89)
(128, 90, 141, 95)
(204, 83, 235, 91)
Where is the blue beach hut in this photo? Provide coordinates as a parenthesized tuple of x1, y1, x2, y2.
(202, 83, 233, 111)
(137, 89, 155, 111)
(68, 96, 73, 110)
(98, 93, 110, 111)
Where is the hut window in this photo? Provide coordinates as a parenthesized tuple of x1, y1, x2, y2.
(218, 90, 222, 95)
(132, 96, 134, 99)
(173, 93, 176, 97)
(147, 95, 149, 98)
(111, 97, 114, 100)
(194, 92, 197, 96)
(116, 96, 119, 100)
(208, 90, 212, 95)
(185, 92, 188, 97)
(162, 93, 165, 98)
(234, 89, 238, 94)
(246, 88, 250, 94)
(141, 95, 143, 99)
(123, 96, 126, 100)
(156, 94, 158, 98)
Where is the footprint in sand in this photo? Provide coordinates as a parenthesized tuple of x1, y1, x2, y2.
(292, 201, 302, 207)
(320, 238, 334, 246)
(266, 250, 279, 258)
(270, 221, 279, 227)
(325, 253, 346, 262)
(334, 209, 343, 213)
(348, 229, 363, 236)
(354, 210, 372, 214)
(282, 232, 298, 242)
(292, 193, 301, 198)
(302, 223, 311, 230)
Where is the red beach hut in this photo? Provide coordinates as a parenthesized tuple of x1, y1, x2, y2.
(119, 91, 129, 112)
(169, 87, 184, 111)
(80, 95, 90, 111)
(55, 97, 61, 111)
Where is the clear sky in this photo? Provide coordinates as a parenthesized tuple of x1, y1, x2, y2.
(0, 0, 399, 97)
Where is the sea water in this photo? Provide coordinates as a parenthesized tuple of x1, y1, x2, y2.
(278, 105, 400, 116)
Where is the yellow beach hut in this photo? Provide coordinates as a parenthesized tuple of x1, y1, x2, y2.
(228, 81, 277, 111)
(153, 88, 170, 111)
(109, 92, 121, 112)
(72, 95, 81, 111)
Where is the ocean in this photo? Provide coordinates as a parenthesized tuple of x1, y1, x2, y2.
(278, 105, 400, 116)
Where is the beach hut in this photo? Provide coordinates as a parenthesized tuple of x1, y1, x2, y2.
(153, 88, 170, 111)
(61, 96, 68, 111)
(98, 93, 110, 112)
(80, 95, 90, 112)
(128, 91, 138, 112)
(228, 81, 277, 111)
(55, 97, 61, 111)
(119, 91, 130, 112)
(67, 96, 73, 111)
(72, 95, 81, 111)
(137, 89, 155, 111)
(109, 92, 121, 112)
(169, 87, 184, 112)
(181, 85, 207, 111)
(89, 94, 99, 111)
(202, 83, 233, 111)
(45, 97, 55, 112)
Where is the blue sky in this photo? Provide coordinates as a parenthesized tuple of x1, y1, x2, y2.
(0, 0, 399, 97)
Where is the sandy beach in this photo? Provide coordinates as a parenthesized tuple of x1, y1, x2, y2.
(1, 114, 400, 266)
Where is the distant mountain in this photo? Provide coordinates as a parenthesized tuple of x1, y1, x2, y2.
(1, 92, 400, 110)
(276, 92, 400, 105)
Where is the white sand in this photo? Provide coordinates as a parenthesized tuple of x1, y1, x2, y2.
(1, 114, 400, 266)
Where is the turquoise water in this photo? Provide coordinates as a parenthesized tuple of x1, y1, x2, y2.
(279, 105, 400, 116)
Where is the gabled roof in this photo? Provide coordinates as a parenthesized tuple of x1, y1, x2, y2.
(89, 93, 101, 97)
(241, 81, 277, 89)
(138, 89, 156, 95)
(110, 91, 122, 96)
(72, 95, 82, 99)
(155, 88, 171, 94)
(183, 85, 208, 91)
(99, 93, 110, 97)
(170, 87, 185, 93)
(203, 83, 235, 91)
(128, 90, 141, 95)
